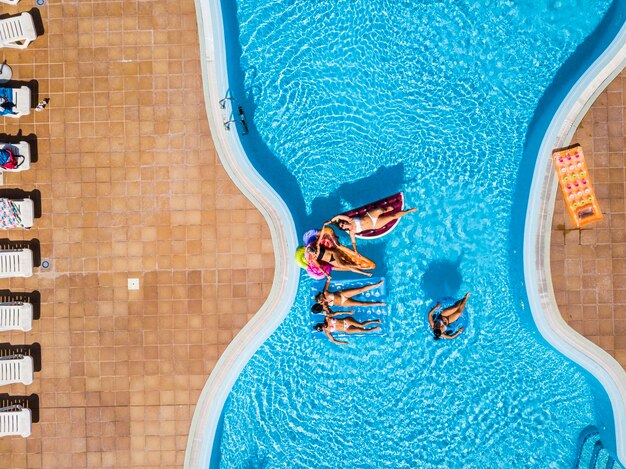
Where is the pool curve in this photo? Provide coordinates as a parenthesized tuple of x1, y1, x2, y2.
(185, 1, 626, 467)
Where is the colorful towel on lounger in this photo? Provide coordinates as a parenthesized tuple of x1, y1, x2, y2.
(0, 198, 22, 229)
(0, 88, 15, 116)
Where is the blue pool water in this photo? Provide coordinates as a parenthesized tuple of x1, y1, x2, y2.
(216, 1, 621, 467)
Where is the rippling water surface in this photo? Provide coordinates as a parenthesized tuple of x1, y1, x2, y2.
(217, 1, 613, 467)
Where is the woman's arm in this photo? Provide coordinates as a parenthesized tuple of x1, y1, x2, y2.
(328, 309, 354, 317)
(348, 266, 372, 277)
(442, 327, 464, 339)
(329, 214, 351, 225)
(349, 229, 358, 252)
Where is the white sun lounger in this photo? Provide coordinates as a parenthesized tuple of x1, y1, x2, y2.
(0, 355, 33, 386)
(0, 1, 20, 5)
(0, 405, 31, 437)
(0, 302, 33, 332)
(0, 249, 32, 278)
(0, 141, 30, 171)
(0, 12, 36, 49)
(1, 86, 30, 118)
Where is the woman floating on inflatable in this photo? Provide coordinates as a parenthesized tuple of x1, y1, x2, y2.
(327, 192, 416, 251)
(312, 278, 386, 314)
(306, 227, 376, 278)
(427, 293, 470, 340)
(295, 227, 376, 279)
(314, 317, 382, 345)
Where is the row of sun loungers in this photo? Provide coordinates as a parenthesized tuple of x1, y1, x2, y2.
(0, 299, 35, 437)
(0, 298, 35, 438)
(0, 140, 35, 279)
(0, 10, 40, 120)
(0, 5, 41, 440)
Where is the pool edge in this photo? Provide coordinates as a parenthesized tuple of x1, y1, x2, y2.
(523, 22, 626, 465)
(184, 0, 300, 467)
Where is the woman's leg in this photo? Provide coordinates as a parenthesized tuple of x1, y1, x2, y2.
(345, 325, 381, 334)
(334, 265, 372, 277)
(338, 279, 384, 299)
(344, 318, 381, 328)
(440, 293, 470, 324)
(342, 298, 386, 307)
(376, 208, 417, 228)
(368, 207, 390, 218)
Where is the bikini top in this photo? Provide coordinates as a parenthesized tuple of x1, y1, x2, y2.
(317, 245, 326, 261)
(325, 292, 335, 306)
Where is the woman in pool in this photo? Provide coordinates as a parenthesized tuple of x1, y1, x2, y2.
(314, 317, 381, 345)
(312, 278, 386, 315)
(327, 206, 416, 251)
(306, 227, 375, 278)
(428, 292, 470, 340)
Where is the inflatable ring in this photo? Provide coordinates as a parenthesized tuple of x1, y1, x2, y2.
(303, 229, 318, 246)
(294, 246, 308, 269)
(306, 263, 331, 279)
(425, 296, 468, 339)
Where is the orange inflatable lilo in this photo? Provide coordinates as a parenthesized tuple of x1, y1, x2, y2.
(304, 227, 376, 278)
(552, 144, 602, 228)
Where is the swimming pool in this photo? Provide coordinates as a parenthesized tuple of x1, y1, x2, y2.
(188, 0, 626, 467)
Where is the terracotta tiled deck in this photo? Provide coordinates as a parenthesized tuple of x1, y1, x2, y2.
(0, 1, 273, 467)
(551, 68, 626, 369)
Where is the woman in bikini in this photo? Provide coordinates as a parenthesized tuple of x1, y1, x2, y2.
(328, 206, 417, 251)
(314, 317, 382, 345)
(427, 292, 470, 340)
(306, 227, 376, 278)
(311, 278, 386, 315)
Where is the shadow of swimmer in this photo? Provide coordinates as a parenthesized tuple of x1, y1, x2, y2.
(421, 256, 463, 301)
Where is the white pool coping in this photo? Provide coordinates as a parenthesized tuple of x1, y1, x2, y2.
(185, 0, 626, 466)
(184, 0, 300, 467)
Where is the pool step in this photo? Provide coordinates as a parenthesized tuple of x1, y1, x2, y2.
(574, 427, 623, 469)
